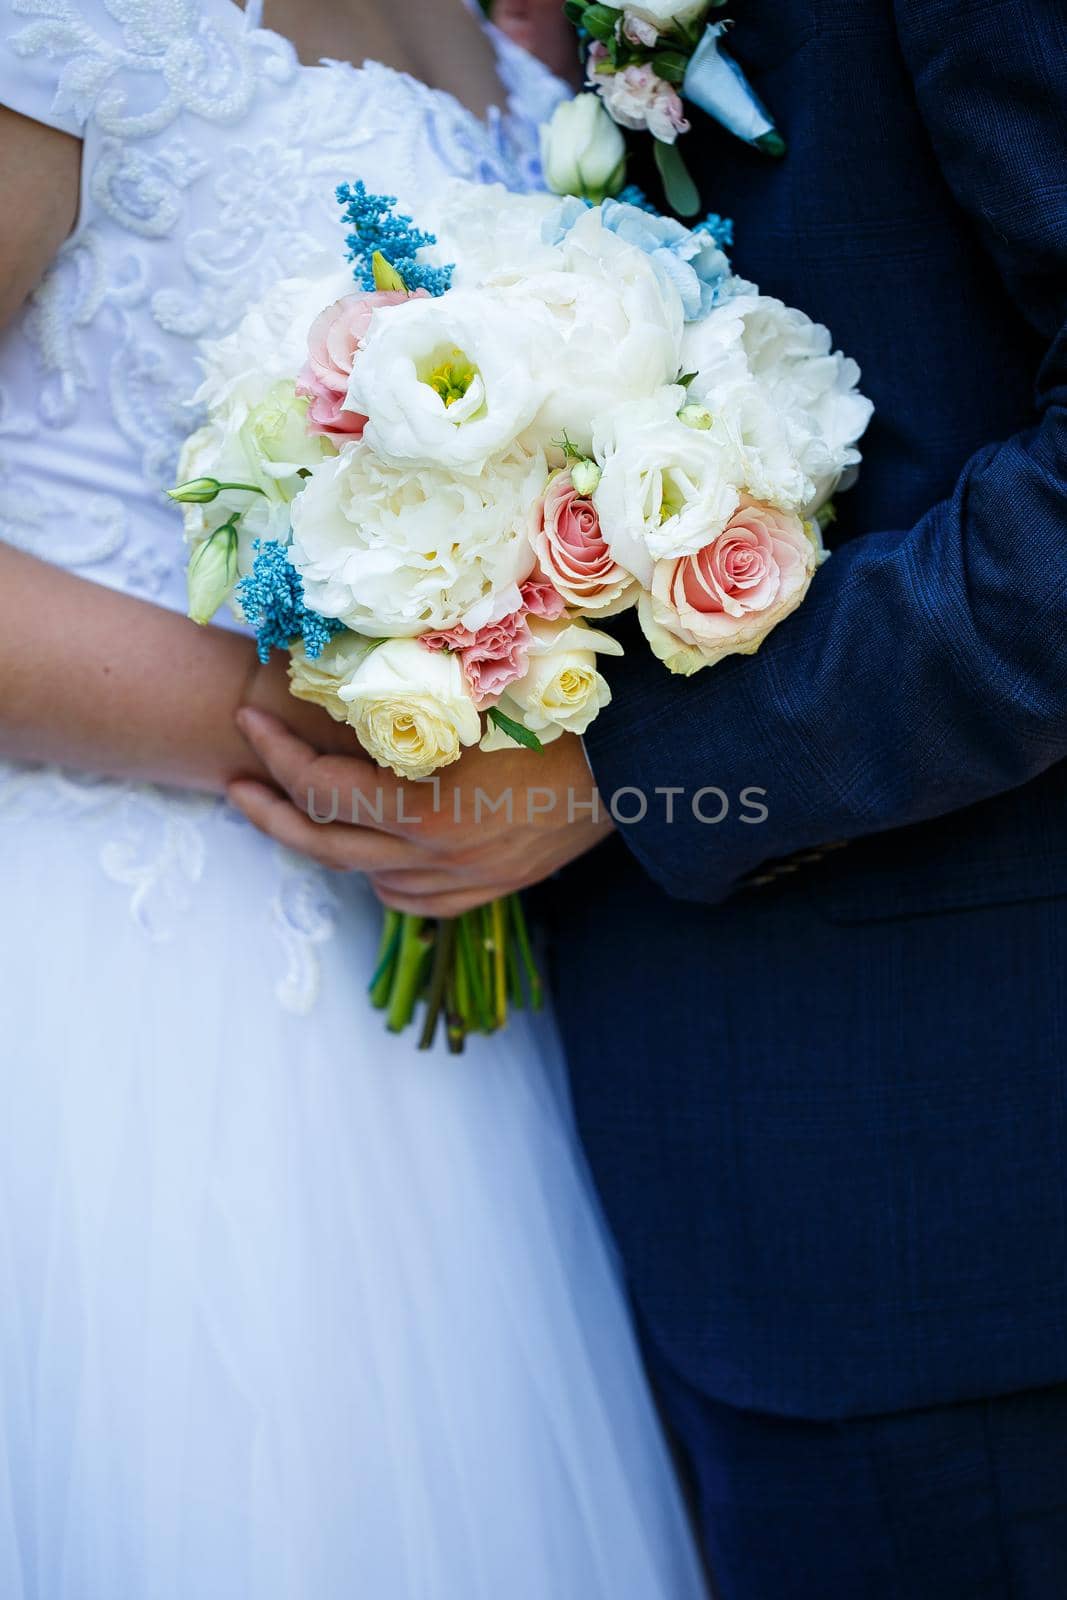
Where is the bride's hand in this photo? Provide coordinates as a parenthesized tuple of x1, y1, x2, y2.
(242, 650, 364, 763)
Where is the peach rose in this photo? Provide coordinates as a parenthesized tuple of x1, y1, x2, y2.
(296, 290, 419, 441)
(534, 469, 637, 614)
(639, 497, 825, 674)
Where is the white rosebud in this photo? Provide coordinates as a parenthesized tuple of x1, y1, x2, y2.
(570, 457, 602, 496)
(539, 94, 627, 204)
(600, 0, 707, 29)
(186, 521, 238, 626)
(339, 639, 482, 780)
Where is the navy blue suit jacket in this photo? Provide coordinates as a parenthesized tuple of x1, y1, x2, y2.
(549, 0, 1067, 1420)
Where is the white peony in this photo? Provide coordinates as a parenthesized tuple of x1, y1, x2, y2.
(517, 204, 685, 454)
(347, 288, 551, 472)
(421, 184, 561, 289)
(480, 618, 624, 749)
(540, 94, 627, 202)
(289, 443, 545, 638)
(682, 292, 873, 516)
(339, 639, 482, 780)
(592, 386, 745, 587)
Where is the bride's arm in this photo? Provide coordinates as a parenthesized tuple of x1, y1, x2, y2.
(0, 107, 349, 795)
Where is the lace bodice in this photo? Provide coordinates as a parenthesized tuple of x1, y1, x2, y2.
(0, 0, 567, 613)
(0, 0, 567, 1008)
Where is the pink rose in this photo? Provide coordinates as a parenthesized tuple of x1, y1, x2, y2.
(588, 49, 690, 145)
(421, 612, 533, 706)
(296, 290, 420, 442)
(534, 469, 636, 614)
(639, 498, 823, 674)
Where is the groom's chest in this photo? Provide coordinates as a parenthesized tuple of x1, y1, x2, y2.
(685, 0, 1036, 535)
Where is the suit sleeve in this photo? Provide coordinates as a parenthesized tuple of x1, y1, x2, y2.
(582, 0, 1067, 904)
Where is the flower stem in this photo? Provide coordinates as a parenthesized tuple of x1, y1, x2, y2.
(386, 914, 431, 1033)
(455, 914, 485, 1032)
(508, 893, 544, 1011)
(369, 908, 403, 1009)
(418, 918, 457, 1051)
(489, 898, 508, 1031)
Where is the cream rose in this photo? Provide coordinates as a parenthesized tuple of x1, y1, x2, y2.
(481, 618, 624, 749)
(287, 632, 378, 722)
(338, 639, 482, 780)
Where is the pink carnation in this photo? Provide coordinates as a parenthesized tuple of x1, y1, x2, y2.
(419, 580, 568, 705)
(588, 46, 690, 145)
(421, 612, 533, 707)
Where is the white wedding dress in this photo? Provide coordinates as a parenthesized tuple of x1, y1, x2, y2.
(0, 2, 707, 1596)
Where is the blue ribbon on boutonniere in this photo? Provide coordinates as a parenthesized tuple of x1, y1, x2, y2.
(683, 20, 786, 157)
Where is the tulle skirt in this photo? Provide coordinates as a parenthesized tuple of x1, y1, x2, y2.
(0, 769, 705, 1599)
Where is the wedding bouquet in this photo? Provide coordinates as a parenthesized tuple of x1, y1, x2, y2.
(170, 174, 871, 1049)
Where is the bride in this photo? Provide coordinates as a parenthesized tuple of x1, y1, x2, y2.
(0, 0, 706, 1594)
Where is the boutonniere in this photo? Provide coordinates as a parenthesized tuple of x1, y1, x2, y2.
(560, 1, 784, 215)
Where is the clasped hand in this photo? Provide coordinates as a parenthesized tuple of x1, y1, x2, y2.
(229, 707, 613, 917)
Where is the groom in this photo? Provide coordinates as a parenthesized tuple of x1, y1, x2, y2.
(234, 0, 1067, 1592)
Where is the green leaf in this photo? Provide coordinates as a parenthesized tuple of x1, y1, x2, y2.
(582, 3, 620, 42)
(371, 250, 408, 292)
(563, 0, 588, 23)
(651, 50, 689, 84)
(487, 708, 544, 754)
(654, 139, 701, 218)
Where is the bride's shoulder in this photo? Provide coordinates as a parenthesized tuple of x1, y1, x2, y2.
(0, 0, 281, 138)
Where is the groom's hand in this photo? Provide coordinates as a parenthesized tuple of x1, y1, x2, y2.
(229, 708, 612, 917)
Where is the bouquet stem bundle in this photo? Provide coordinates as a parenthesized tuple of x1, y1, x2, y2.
(369, 896, 543, 1053)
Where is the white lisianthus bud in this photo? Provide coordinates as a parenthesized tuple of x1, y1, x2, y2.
(168, 476, 224, 504)
(186, 520, 239, 625)
(539, 94, 627, 204)
(338, 639, 482, 780)
(570, 457, 602, 496)
(678, 401, 714, 430)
